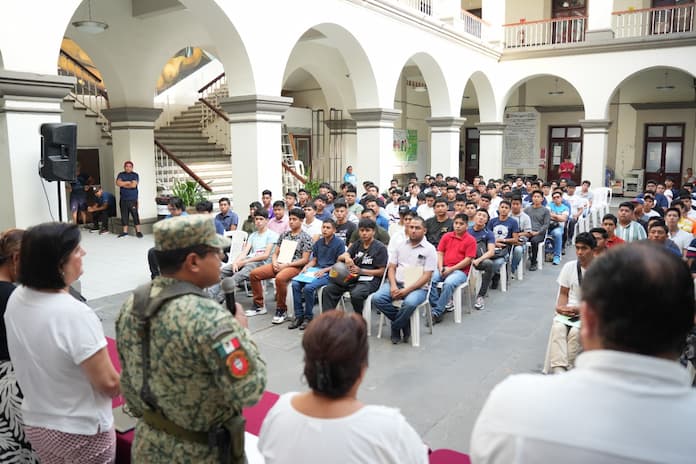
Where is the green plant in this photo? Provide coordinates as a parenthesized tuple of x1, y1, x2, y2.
(303, 168, 322, 198)
(171, 180, 208, 207)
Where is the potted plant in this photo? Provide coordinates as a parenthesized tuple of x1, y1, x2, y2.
(171, 179, 209, 210)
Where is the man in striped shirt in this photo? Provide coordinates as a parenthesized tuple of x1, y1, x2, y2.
(615, 201, 646, 242)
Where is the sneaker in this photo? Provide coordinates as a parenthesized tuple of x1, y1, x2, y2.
(136, 232, 144, 238)
(432, 313, 444, 324)
(402, 325, 411, 344)
(99, 229, 109, 235)
(529, 262, 538, 272)
(117, 232, 128, 238)
(510, 272, 516, 280)
(299, 319, 311, 331)
(245, 305, 267, 317)
(490, 274, 500, 290)
(391, 327, 401, 345)
(552, 256, 561, 265)
(474, 296, 485, 310)
(288, 317, 304, 329)
(271, 310, 287, 325)
(445, 301, 454, 312)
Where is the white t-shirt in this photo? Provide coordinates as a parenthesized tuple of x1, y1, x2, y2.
(669, 229, 692, 252)
(416, 204, 434, 220)
(258, 392, 428, 464)
(5, 287, 111, 434)
(302, 218, 323, 238)
(557, 260, 585, 306)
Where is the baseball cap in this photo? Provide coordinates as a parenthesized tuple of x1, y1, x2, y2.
(154, 215, 230, 251)
(398, 205, 411, 215)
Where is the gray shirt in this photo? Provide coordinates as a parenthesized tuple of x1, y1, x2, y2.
(524, 205, 551, 234)
(511, 211, 532, 233)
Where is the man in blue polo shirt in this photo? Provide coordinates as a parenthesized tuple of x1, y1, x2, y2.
(289, 219, 345, 330)
(215, 197, 239, 231)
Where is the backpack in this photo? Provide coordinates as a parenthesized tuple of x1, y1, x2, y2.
(544, 236, 555, 263)
(475, 236, 488, 259)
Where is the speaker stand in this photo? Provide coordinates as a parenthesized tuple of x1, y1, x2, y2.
(57, 181, 63, 223)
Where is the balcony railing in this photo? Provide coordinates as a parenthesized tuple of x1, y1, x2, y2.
(613, 3, 695, 39)
(504, 16, 587, 48)
(459, 9, 486, 39)
(391, 0, 438, 16)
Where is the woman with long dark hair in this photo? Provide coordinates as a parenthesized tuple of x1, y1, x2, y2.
(4, 222, 120, 463)
(259, 311, 427, 463)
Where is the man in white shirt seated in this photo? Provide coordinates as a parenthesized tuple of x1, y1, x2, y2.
(471, 241, 696, 464)
(301, 202, 323, 241)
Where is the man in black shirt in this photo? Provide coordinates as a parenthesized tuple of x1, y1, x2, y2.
(425, 198, 453, 247)
(321, 218, 387, 314)
(333, 200, 357, 246)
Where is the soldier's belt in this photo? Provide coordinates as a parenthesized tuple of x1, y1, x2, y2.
(143, 410, 208, 445)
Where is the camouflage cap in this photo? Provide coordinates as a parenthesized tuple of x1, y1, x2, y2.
(154, 215, 230, 251)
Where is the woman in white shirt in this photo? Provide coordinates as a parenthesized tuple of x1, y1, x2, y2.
(258, 311, 428, 463)
(5, 223, 120, 464)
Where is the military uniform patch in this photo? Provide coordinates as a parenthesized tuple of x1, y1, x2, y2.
(213, 334, 241, 358)
(226, 351, 250, 378)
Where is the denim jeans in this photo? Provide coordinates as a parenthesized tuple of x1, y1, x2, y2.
(291, 274, 330, 320)
(429, 269, 468, 317)
(372, 282, 427, 332)
(550, 224, 564, 258)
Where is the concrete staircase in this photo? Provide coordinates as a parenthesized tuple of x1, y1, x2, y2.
(155, 102, 233, 205)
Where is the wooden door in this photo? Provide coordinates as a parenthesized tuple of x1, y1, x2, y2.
(463, 128, 480, 182)
(548, 126, 583, 184)
(644, 123, 685, 187)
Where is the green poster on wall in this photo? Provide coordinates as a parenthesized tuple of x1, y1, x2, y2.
(393, 129, 418, 162)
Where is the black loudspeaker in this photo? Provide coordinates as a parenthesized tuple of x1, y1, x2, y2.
(39, 123, 77, 182)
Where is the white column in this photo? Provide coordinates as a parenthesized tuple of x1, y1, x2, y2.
(580, 119, 612, 188)
(0, 70, 73, 229)
(220, 95, 293, 212)
(103, 107, 162, 223)
(349, 108, 401, 193)
(586, 0, 614, 41)
(476, 122, 505, 181)
(427, 117, 466, 177)
(481, 0, 505, 46)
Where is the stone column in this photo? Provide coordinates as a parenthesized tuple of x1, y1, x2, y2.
(349, 108, 401, 192)
(427, 117, 466, 178)
(220, 95, 293, 212)
(580, 119, 612, 188)
(103, 107, 162, 223)
(476, 122, 506, 181)
(585, 0, 614, 41)
(0, 70, 74, 229)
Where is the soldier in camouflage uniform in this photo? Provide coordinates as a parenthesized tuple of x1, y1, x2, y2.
(116, 215, 267, 463)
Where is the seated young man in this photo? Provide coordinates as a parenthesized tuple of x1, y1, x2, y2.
(487, 200, 519, 287)
(332, 200, 357, 245)
(217, 209, 277, 301)
(248, 208, 313, 319)
(289, 219, 345, 330)
(321, 218, 388, 315)
(548, 191, 570, 265)
(546, 232, 596, 374)
(429, 213, 477, 323)
(87, 185, 116, 234)
(301, 202, 323, 241)
(468, 209, 502, 310)
(348, 208, 390, 246)
(372, 216, 437, 344)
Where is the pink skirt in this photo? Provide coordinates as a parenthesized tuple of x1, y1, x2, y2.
(24, 426, 115, 464)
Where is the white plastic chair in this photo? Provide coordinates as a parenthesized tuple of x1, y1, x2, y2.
(224, 230, 248, 260)
(452, 279, 473, 323)
(374, 278, 433, 347)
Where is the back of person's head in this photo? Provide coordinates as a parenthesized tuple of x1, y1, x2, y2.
(302, 311, 368, 399)
(582, 242, 695, 356)
(0, 229, 24, 267)
(18, 222, 80, 290)
(195, 200, 213, 213)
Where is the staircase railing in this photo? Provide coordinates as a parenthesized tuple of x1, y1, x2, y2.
(58, 49, 111, 137)
(197, 72, 230, 150)
(154, 139, 213, 195)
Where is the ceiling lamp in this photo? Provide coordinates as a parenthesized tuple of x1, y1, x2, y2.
(72, 0, 108, 34)
(655, 71, 675, 91)
(548, 77, 565, 96)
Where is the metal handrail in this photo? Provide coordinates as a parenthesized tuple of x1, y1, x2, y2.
(154, 139, 213, 192)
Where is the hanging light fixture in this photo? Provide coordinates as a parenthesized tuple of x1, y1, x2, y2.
(655, 71, 675, 91)
(72, 0, 108, 34)
(406, 79, 427, 93)
(548, 77, 565, 95)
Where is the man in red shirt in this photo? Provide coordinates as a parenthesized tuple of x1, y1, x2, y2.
(429, 213, 477, 323)
(602, 214, 625, 248)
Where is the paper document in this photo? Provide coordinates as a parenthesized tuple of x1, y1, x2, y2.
(292, 267, 322, 283)
(403, 266, 423, 287)
(277, 239, 298, 264)
(554, 313, 581, 329)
